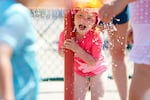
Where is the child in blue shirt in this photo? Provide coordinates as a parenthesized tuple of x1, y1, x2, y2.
(0, 0, 39, 100)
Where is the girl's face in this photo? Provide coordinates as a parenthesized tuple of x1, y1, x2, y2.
(74, 9, 97, 35)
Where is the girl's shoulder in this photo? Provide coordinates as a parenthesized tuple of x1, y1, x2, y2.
(90, 29, 101, 38)
(88, 30, 102, 42)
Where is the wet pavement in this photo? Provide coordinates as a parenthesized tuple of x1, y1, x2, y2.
(38, 77, 131, 100)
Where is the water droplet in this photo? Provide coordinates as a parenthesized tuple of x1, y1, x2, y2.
(120, 42, 123, 45)
(117, 39, 120, 43)
(121, 37, 125, 39)
(114, 64, 118, 67)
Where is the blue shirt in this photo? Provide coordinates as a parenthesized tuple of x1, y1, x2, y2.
(0, 1, 39, 100)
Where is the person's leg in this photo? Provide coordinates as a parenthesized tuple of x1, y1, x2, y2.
(108, 22, 129, 100)
(0, 77, 2, 97)
(90, 73, 104, 100)
(74, 73, 89, 100)
(129, 64, 150, 100)
(0, 85, 1, 94)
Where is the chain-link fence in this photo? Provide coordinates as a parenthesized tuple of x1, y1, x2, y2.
(31, 9, 133, 81)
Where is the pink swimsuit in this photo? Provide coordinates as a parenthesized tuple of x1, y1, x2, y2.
(58, 30, 107, 77)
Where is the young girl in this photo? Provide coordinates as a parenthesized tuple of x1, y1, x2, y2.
(58, 9, 107, 100)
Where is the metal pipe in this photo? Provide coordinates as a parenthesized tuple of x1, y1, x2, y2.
(64, 0, 75, 100)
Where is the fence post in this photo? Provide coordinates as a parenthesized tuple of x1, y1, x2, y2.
(64, 0, 74, 100)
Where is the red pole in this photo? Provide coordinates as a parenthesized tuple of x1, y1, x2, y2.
(64, 1, 75, 100)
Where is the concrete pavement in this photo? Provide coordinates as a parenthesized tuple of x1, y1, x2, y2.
(38, 78, 131, 100)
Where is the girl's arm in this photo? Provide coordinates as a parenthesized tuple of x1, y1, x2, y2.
(0, 43, 14, 100)
(58, 47, 65, 57)
(74, 45, 98, 66)
(64, 38, 100, 66)
(58, 31, 65, 57)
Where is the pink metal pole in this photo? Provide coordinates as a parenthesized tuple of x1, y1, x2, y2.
(64, 0, 75, 100)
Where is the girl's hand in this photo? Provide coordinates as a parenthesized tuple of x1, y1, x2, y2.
(64, 38, 80, 52)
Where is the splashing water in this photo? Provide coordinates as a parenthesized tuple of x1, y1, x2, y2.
(112, 63, 118, 68)
(104, 22, 117, 32)
(99, 18, 121, 33)
(120, 42, 123, 45)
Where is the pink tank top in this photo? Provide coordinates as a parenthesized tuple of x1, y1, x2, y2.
(130, 0, 150, 24)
